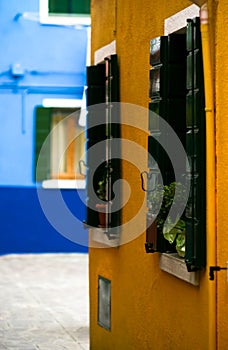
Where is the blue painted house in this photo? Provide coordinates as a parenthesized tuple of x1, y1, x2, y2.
(0, 0, 89, 254)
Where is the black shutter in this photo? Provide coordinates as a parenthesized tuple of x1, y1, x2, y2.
(185, 17, 206, 271)
(147, 36, 169, 252)
(85, 55, 121, 234)
(146, 18, 206, 272)
(146, 34, 186, 253)
(105, 55, 121, 232)
(85, 63, 106, 228)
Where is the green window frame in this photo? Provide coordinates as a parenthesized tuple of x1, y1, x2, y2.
(145, 17, 206, 272)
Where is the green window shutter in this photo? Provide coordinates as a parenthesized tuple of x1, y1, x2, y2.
(105, 55, 121, 231)
(185, 17, 206, 271)
(146, 34, 186, 253)
(85, 55, 121, 232)
(105, 55, 119, 103)
(147, 36, 170, 253)
(85, 63, 106, 228)
(35, 107, 51, 182)
(49, 0, 90, 15)
(86, 64, 106, 143)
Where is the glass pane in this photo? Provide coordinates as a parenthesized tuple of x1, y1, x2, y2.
(149, 67, 161, 97)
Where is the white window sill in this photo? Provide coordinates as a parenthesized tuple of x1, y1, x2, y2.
(91, 228, 120, 248)
(42, 179, 86, 189)
(159, 253, 199, 286)
(40, 15, 91, 26)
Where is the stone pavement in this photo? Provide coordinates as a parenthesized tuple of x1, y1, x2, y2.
(0, 253, 89, 350)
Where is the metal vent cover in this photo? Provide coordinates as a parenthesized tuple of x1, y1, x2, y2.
(98, 275, 111, 330)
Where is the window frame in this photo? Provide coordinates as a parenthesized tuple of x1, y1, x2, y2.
(35, 106, 86, 185)
(146, 5, 206, 284)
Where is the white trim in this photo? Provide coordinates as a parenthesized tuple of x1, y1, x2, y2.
(40, 14, 91, 26)
(78, 26, 91, 127)
(42, 98, 82, 108)
(164, 4, 200, 35)
(39, 0, 91, 26)
(94, 40, 116, 65)
(42, 179, 86, 189)
(78, 89, 87, 127)
(86, 27, 91, 66)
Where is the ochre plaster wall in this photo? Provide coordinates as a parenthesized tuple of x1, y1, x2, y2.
(88, 1, 220, 349)
(215, 0, 228, 348)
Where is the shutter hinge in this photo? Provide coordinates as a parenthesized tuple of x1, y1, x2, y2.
(209, 266, 227, 281)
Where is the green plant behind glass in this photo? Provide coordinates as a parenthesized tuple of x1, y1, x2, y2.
(148, 182, 187, 257)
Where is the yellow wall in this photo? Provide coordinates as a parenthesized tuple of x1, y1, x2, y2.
(215, 0, 228, 348)
(88, 0, 228, 349)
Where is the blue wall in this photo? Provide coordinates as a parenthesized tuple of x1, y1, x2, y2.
(0, 0, 88, 253)
(0, 0, 88, 186)
(0, 187, 88, 254)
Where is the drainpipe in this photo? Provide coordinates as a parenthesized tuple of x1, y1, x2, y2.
(200, 3, 216, 350)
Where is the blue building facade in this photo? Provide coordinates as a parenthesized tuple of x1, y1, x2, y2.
(0, 0, 88, 254)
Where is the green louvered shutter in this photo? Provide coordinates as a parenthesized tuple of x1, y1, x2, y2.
(185, 17, 206, 271)
(85, 55, 121, 233)
(147, 36, 170, 253)
(105, 55, 121, 232)
(35, 107, 51, 182)
(85, 63, 106, 228)
(49, 0, 90, 15)
(146, 19, 206, 270)
(146, 34, 186, 253)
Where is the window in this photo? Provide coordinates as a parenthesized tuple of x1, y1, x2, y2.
(145, 17, 206, 272)
(35, 107, 85, 182)
(40, 0, 91, 26)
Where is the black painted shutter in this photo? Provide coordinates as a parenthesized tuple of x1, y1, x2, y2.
(105, 55, 121, 232)
(146, 34, 186, 253)
(185, 17, 206, 271)
(86, 63, 106, 228)
(85, 55, 121, 233)
(146, 17, 206, 272)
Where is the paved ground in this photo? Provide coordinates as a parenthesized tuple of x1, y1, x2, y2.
(0, 253, 89, 350)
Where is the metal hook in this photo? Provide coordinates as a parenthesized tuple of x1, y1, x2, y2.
(140, 171, 156, 193)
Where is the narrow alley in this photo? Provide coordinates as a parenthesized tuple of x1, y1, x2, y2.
(0, 253, 89, 350)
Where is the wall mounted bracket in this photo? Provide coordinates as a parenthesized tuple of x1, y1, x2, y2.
(209, 266, 228, 281)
